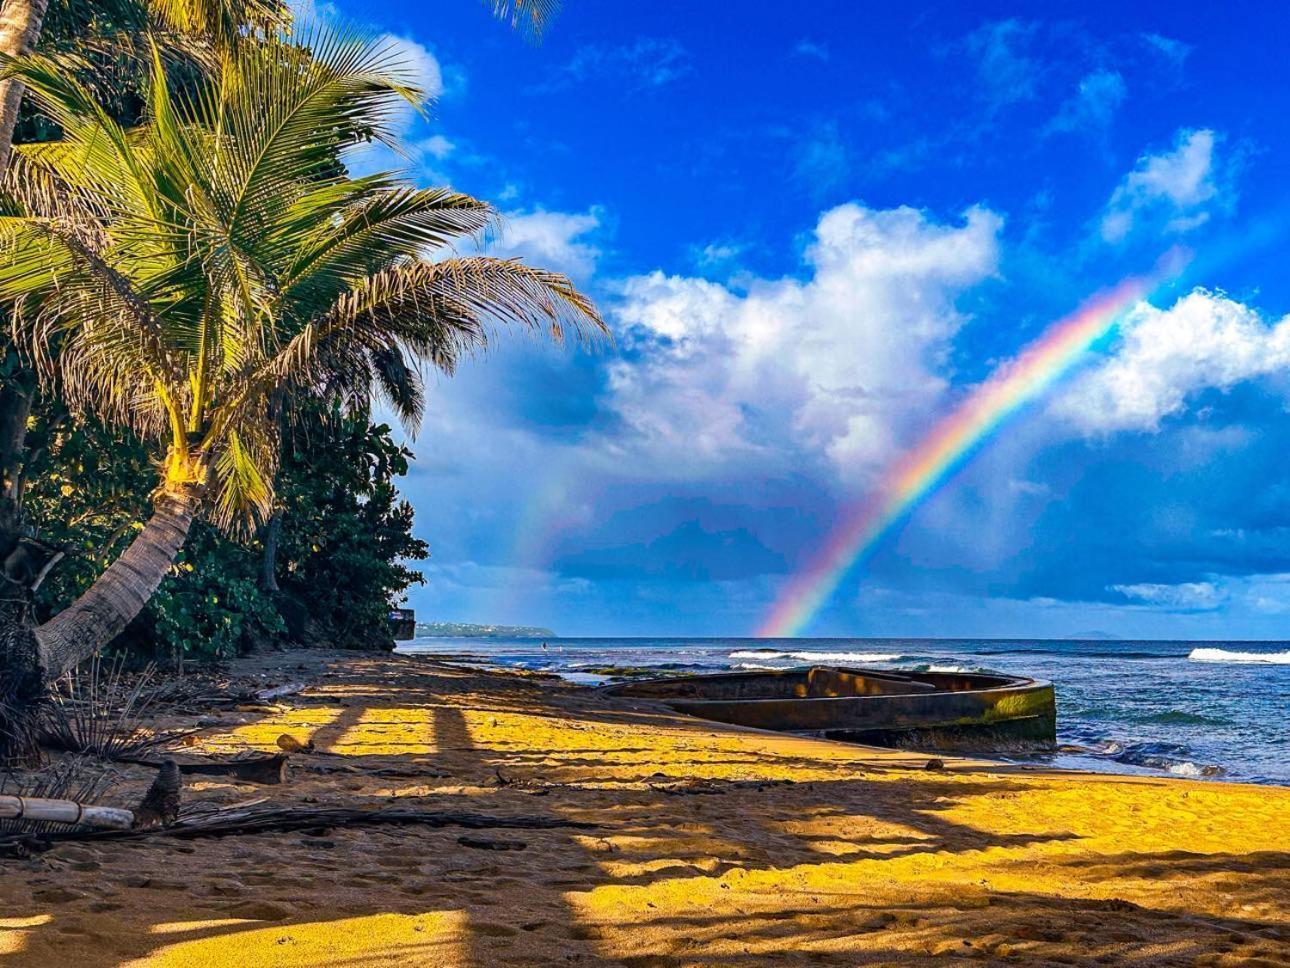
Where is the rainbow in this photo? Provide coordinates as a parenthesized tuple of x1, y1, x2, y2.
(756, 274, 1163, 638)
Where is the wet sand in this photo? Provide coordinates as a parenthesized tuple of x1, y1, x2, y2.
(0, 649, 1285, 966)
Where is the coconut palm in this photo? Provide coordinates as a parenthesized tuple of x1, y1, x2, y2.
(0, 0, 291, 563)
(0, 28, 604, 679)
(0, 0, 552, 555)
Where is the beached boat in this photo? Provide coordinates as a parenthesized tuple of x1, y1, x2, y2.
(603, 665, 1056, 750)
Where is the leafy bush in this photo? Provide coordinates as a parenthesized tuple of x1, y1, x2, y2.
(23, 397, 424, 665)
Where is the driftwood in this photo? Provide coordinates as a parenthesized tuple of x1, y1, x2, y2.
(255, 682, 307, 702)
(0, 795, 133, 830)
(8, 805, 595, 848)
(119, 753, 289, 786)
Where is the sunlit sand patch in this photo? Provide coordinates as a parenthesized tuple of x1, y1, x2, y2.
(125, 911, 468, 967)
(150, 918, 258, 935)
(935, 776, 1282, 855)
(327, 706, 437, 755)
(0, 914, 52, 956)
(0, 917, 52, 930)
(455, 708, 899, 786)
(202, 707, 345, 753)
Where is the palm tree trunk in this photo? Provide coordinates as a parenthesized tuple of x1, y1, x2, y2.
(0, 0, 51, 619)
(33, 484, 201, 678)
(259, 511, 281, 593)
(0, 0, 50, 174)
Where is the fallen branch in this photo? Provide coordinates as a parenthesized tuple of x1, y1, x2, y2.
(118, 753, 289, 786)
(255, 682, 307, 702)
(13, 805, 594, 847)
(0, 795, 132, 830)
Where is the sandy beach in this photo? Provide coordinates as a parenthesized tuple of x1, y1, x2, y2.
(0, 650, 1285, 967)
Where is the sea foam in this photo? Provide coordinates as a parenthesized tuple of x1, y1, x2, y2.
(1187, 648, 1290, 665)
(728, 650, 904, 663)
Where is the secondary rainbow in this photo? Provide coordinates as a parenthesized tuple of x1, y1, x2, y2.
(756, 275, 1158, 638)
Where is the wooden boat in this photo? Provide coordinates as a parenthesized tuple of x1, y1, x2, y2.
(602, 665, 1056, 749)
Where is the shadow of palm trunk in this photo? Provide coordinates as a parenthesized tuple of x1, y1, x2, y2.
(428, 701, 611, 965)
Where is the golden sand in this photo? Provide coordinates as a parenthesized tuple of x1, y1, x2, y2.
(1, 651, 1285, 966)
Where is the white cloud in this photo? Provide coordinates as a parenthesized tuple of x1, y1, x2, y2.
(1110, 580, 1225, 610)
(603, 203, 1002, 480)
(1054, 290, 1290, 433)
(1101, 129, 1220, 242)
(489, 208, 603, 280)
(420, 134, 455, 160)
(1047, 69, 1126, 134)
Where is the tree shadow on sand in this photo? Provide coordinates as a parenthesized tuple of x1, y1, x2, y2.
(1, 653, 1285, 967)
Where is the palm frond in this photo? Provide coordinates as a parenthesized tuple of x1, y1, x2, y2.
(484, 0, 561, 39)
(209, 424, 275, 533)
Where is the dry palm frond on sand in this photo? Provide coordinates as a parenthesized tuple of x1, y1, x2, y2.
(41, 656, 193, 761)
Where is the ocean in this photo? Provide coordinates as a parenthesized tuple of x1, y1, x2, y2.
(397, 637, 1290, 786)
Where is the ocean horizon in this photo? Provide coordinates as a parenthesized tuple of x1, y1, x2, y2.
(400, 635, 1289, 786)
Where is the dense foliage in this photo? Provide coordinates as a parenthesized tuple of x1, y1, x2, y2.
(23, 397, 426, 665)
(273, 409, 429, 652)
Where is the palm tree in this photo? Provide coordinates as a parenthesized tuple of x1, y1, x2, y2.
(0, 0, 290, 571)
(0, 28, 604, 679)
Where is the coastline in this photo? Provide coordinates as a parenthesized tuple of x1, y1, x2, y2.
(2, 649, 1285, 966)
(401, 636, 1290, 784)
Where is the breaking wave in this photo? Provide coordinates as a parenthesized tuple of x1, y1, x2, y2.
(1188, 648, 1290, 665)
(728, 650, 904, 663)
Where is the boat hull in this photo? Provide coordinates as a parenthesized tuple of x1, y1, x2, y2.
(603, 666, 1056, 750)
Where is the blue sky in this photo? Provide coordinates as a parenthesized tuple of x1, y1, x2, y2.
(327, 1, 1290, 638)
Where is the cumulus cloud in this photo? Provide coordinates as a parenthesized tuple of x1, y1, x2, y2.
(603, 203, 1002, 481)
(1055, 290, 1290, 433)
(1100, 129, 1221, 242)
(488, 208, 603, 280)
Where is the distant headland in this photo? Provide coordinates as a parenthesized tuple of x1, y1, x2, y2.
(415, 622, 556, 638)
